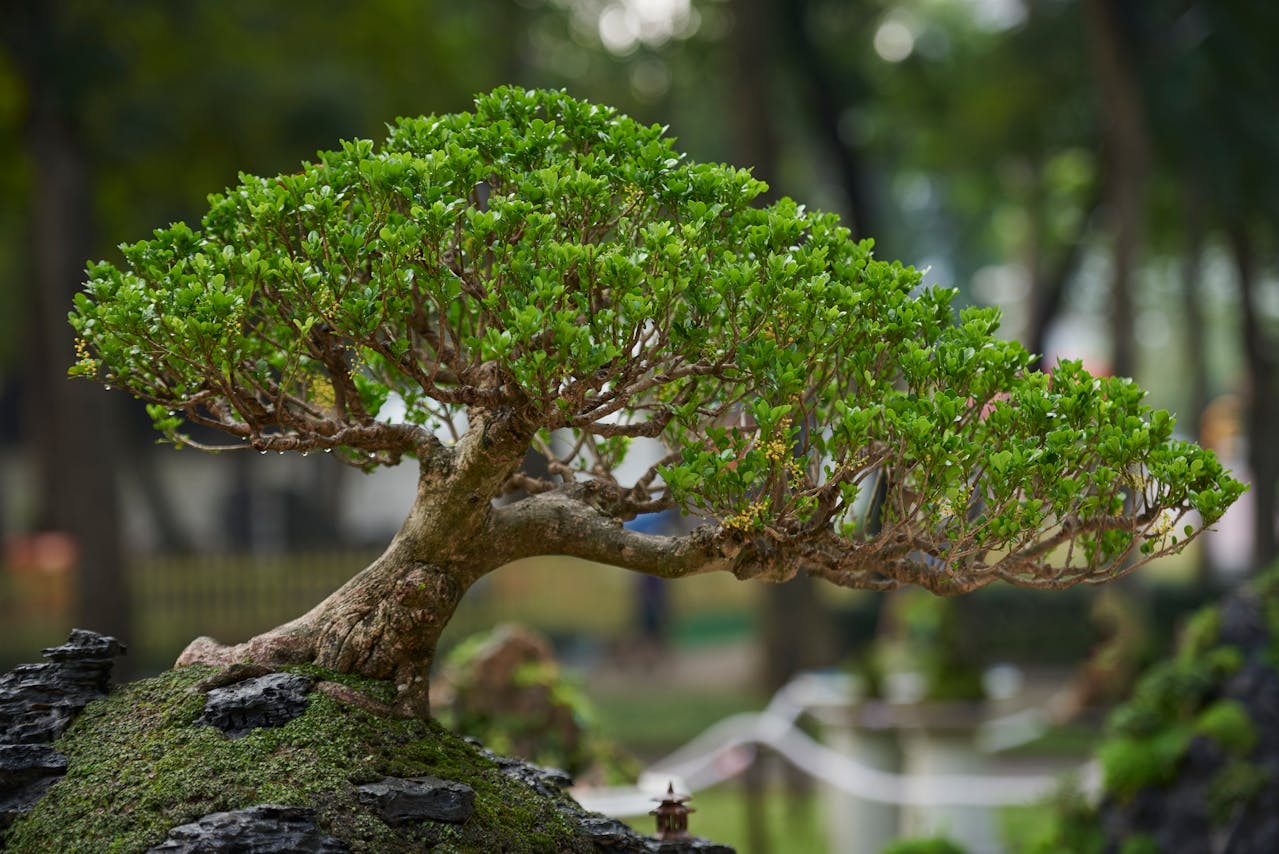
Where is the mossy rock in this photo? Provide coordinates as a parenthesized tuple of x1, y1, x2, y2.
(2, 664, 631, 853)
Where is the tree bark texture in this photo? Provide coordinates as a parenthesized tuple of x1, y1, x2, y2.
(1179, 191, 1213, 583)
(176, 391, 783, 717)
(177, 409, 529, 716)
(176, 460, 738, 716)
(1029, 186, 1100, 371)
(179, 540, 473, 718)
(1179, 192, 1210, 433)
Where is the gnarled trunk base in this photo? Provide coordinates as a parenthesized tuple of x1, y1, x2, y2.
(176, 542, 475, 718)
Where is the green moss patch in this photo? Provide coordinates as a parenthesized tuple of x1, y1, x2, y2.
(1177, 606, 1222, 660)
(1097, 600, 1259, 806)
(1193, 699, 1257, 756)
(4, 666, 591, 853)
(1118, 833, 1159, 854)
(1098, 728, 1194, 800)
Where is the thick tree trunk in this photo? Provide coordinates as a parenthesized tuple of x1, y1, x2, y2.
(173, 426, 741, 719)
(178, 501, 487, 718)
(1179, 193, 1210, 435)
(177, 409, 533, 718)
(1029, 189, 1100, 371)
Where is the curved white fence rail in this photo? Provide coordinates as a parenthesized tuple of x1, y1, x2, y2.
(571, 671, 1099, 817)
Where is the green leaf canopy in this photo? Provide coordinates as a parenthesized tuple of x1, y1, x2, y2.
(70, 87, 1245, 592)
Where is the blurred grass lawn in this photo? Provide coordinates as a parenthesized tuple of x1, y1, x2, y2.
(620, 782, 829, 854)
(592, 691, 762, 758)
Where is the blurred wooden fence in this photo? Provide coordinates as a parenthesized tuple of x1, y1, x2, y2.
(1, 552, 760, 673)
(131, 551, 374, 667)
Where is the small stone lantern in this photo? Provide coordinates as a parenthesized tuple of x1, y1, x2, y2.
(650, 781, 694, 841)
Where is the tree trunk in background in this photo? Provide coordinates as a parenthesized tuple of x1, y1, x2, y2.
(1229, 223, 1278, 570)
(125, 438, 193, 554)
(15, 3, 132, 651)
(1179, 191, 1213, 582)
(1180, 195, 1211, 438)
(741, 755, 770, 854)
(491, 0, 529, 87)
(1082, 0, 1149, 378)
(729, 0, 781, 206)
(1029, 189, 1100, 371)
(777, 0, 876, 239)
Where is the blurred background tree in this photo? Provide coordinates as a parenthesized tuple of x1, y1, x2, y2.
(1, 0, 1275, 771)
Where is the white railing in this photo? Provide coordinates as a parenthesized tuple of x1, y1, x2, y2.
(571, 671, 1099, 816)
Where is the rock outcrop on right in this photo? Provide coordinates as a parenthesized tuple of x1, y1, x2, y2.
(1037, 567, 1279, 853)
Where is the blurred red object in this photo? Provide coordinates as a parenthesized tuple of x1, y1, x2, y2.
(4, 531, 78, 617)
(5, 532, 79, 575)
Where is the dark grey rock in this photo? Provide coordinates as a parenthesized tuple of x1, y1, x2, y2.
(356, 775, 476, 824)
(574, 812, 735, 853)
(41, 629, 129, 664)
(570, 809, 736, 853)
(1148, 737, 1220, 852)
(466, 738, 575, 797)
(0, 744, 68, 787)
(0, 630, 125, 835)
(0, 774, 60, 829)
(0, 629, 126, 745)
(1226, 661, 1279, 735)
(497, 754, 575, 797)
(197, 672, 313, 738)
(578, 814, 655, 851)
(0, 667, 83, 746)
(1218, 595, 1267, 650)
(144, 804, 348, 853)
(0, 744, 68, 829)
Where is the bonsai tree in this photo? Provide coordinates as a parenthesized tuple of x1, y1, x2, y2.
(69, 87, 1244, 718)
